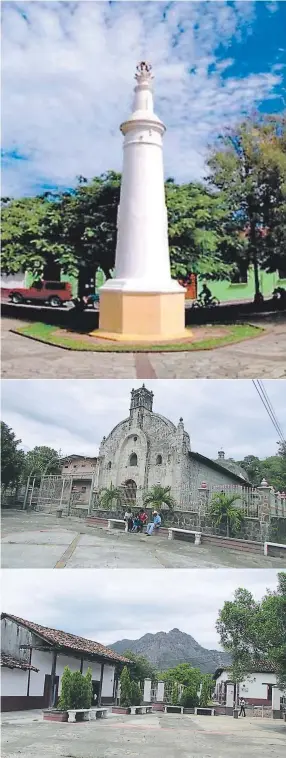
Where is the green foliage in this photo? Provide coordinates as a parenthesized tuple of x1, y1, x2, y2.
(122, 651, 157, 683)
(130, 681, 143, 706)
(57, 666, 92, 710)
(208, 115, 286, 296)
(165, 181, 235, 280)
(159, 663, 202, 690)
(1, 422, 25, 491)
(171, 682, 180, 705)
(180, 686, 199, 709)
(237, 448, 286, 491)
(99, 484, 124, 510)
(209, 493, 244, 538)
(199, 674, 213, 707)
(143, 485, 176, 512)
(120, 666, 133, 707)
(216, 572, 286, 691)
(23, 446, 61, 478)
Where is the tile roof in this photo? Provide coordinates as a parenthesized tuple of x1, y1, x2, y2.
(2, 614, 130, 665)
(1, 653, 39, 672)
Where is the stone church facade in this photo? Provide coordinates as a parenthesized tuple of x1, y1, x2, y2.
(93, 385, 249, 509)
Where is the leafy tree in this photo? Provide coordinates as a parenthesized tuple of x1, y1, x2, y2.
(209, 493, 244, 538)
(131, 681, 143, 706)
(159, 663, 202, 690)
(216, 573, 286, 691)
(120, 666, 133, 707)
(199, 674, 213, 707)
(143, 485, 176, 512)
(23, 446, 61, 479)
(208, 115, 286, 300)
(122, 651, 157, 683)
(99, 484, 124, 510)
(1, 421, 25, 491)
(165, 180, 235, 281)
(57, 666, 93, 710)
(1, 196, 73, 280)
(171, 682, 180, 705)
(237, 449, 286, 491)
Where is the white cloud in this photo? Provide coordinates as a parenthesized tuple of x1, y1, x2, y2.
(2, 1, 282, 195)
(1, 568, 280, 649)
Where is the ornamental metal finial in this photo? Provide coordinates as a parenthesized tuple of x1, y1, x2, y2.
(135, 61, 153, 81)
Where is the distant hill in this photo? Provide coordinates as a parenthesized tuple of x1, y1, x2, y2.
(109, 628, 231, 674)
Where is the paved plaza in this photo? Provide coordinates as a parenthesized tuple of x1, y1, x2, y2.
(1, 709, 285, 758)
(1, 316, 286, 378)
(2, 511, 285, 569)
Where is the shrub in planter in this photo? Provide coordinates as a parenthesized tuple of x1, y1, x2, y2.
(120, 666, 132, 707)
(131, 681, 142, 706)
(57, 666, 93, 710)
(180, 686, 199, 709)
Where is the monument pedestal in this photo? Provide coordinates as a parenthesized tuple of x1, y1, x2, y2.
(94, 289, 188, 342)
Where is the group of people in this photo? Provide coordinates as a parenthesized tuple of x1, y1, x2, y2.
(124, 508, 162, 536)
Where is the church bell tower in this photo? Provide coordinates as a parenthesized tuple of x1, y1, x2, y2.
(130, 385, 154, 415)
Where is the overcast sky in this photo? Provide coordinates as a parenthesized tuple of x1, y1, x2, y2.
(1, 379, 285, 461)
(2, 1, 285, 196)
(1, 569, 280, 649)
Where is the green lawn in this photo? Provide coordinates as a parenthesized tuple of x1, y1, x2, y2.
(12, 322, 264, 352)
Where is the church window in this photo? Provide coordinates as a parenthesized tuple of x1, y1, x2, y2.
(107, 461, 112, 469)
(129, 453, 138, 467)
(156, 455, 162, 465)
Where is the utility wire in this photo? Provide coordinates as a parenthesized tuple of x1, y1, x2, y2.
(252, 380, 285, 444)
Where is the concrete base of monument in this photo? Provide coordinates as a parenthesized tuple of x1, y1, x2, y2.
(92, 289, 190, 342)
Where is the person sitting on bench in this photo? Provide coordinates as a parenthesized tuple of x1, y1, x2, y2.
(132, 514, 141, 532)
(138, 508, 148, 532)
(146, 511, 161, 535)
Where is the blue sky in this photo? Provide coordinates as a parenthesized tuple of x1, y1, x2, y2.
(2, 1, 286, 197)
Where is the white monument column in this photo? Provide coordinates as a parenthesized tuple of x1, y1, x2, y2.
(97, 61, 187, 341)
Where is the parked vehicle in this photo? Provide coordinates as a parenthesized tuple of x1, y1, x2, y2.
(8, 280, 73, 308)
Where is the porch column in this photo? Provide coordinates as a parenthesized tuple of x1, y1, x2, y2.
(272, 687, 282, 719)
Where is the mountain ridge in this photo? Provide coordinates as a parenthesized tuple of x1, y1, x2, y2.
(109, 627, 231, 674)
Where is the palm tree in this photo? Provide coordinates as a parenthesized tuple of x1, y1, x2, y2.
(99, 484, 124, 510)
(209, 493, 244, 538)
(143, 485, 176, 513)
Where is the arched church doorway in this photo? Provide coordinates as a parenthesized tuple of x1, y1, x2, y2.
(122, 479, 137, 506)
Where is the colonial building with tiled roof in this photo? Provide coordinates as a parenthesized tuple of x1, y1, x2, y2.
(214, 661, 281, 709)
(1, 613, 130, 713)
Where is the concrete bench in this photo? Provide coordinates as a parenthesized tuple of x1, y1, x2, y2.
(264, 541, 286, 557)
(89, 707, 109, 720)
(194, 707, 215, 716)
(164, 705, 183, 714)
(130, 705, 153, 715)
(168, 528, 201, 545)
(107, 518, 127, 532)
(67, 707, 108, 722)
(67, 709, 91, 722)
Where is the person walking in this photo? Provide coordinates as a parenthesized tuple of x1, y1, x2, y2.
(146, 511, 161, 535)
(239, 698, 246, 717)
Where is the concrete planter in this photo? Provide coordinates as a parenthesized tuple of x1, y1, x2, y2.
(43, 709, 68, 722)
(112, 706, 131, 715)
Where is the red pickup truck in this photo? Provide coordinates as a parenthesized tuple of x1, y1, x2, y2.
(8, 280, 73, 308)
